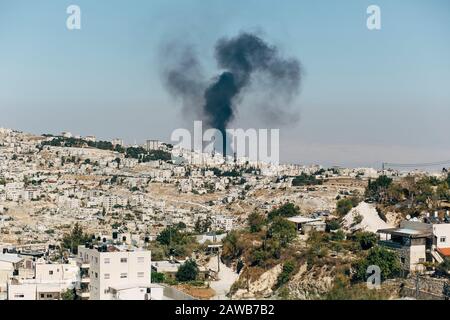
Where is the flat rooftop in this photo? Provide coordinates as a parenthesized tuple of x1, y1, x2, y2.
(151, 261, 181, 272)
(377, 228, 432, 238)
(80, 244, 147, 253)
(109, 283, 164, 291)
(0, 253, 23, 264)
(287, 216, 322, 224)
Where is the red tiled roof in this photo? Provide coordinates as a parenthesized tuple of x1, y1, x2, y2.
(437, 248, 450, 257)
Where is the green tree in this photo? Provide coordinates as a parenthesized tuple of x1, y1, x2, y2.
(353, 232, 378, 250)
(151, 272, 165, 283)
(61, 223, 91, 254)
(222, 231, 244, 261)
(386, 183, 404, 204)
(414, 177, 434, 203)
(436, 183, 449, 201)
(276, 260, 296, 287)
(354, 246, 401, 281)
(268, 217, 297, 247)
(249, 248, 269, 267)
(176, 222, 187, 230)
(331, 229, 346, 241)
(194, 218, 212, 234)
(327, 219, 341, 231)
(248, 212, 265, 233)
(176, 259, 199, 282)
(366, 175, 393, 201)
(156, 226, 181, 246)
(268, 203, 299, 220)
(336, 198, 353, 216)
(292, 173, 322, 186)
(61, 288, 76, 300)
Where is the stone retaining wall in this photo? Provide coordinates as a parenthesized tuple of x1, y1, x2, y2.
(401, 275, 449, 300)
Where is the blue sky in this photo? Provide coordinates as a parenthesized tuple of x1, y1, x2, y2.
(0, 0, 449, 167)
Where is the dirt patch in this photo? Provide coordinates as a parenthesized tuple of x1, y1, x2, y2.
(176, 284, 216, 300)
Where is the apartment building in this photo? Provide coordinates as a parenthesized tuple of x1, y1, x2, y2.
(77, 244, 152, 300)
(145, 140, 161, 151)
(7, 261, 79, 300)
(22, 188, 40, 201)
(378, 219, 450, 273)
(433, 223, 450, 259)
(212, 215, 234, 232)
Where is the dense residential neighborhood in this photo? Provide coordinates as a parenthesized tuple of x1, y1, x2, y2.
(1, 127, 450, 300)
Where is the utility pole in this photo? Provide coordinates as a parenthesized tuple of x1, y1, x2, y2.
(213, 223, 220, 273)
(165, 202, 172, 255)
(217, 247, 220, 273)
(415, 273, 420, 300)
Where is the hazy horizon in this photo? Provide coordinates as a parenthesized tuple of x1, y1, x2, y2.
(1, 0, 450, 168)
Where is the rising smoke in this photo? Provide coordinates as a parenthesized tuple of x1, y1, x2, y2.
(162, 32, 302, 147)
(161, 43, 206, 121)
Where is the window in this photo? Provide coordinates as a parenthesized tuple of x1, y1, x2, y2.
(400, 257, 405, 264)
(40, 294, 44, 298)
(120, 273, 128, 279)
(440, 237, 446, 243)
(120, 258, 127, 263)
(14, 294, 25, 298)
(137, 257, 145, 263)
(137, 272, 145, 278)
(49, 271, 53, 275)
(104, 258, 110, 264)
(95, 257, 98, 264)
(46, 294, 52, 298)
(104, 273, 110, 280)
(95, 272, 98, 279)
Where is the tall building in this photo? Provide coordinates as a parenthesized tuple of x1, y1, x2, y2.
(145, 140, 160, 151)
(76, 244, 153, 300)
(111, 139, 124, 147)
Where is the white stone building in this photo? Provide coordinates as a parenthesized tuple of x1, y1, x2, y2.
(76, 244, 152, 300)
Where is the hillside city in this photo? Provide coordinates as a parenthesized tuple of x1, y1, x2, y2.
(1, 127, 450, 300)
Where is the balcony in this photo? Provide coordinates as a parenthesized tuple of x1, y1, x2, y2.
(79, 291, 90, 299)
(379, 240, 406, 250)
(77, 260, 90, 269)
(81, 276, 90, 283)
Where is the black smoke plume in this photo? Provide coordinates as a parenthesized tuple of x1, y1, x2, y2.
(162, 32, 302, 153)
